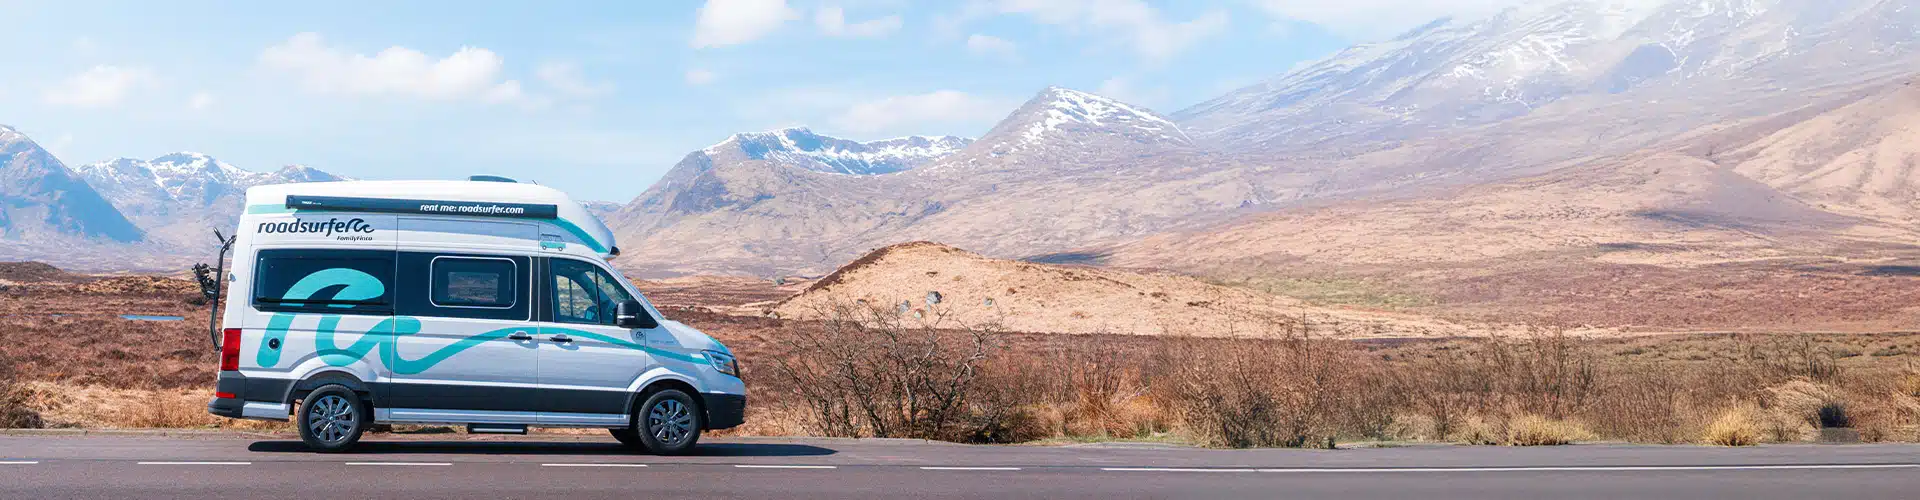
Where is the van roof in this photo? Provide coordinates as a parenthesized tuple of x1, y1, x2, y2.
(241, 179, 621, 258)
(245, 180, 576, 205)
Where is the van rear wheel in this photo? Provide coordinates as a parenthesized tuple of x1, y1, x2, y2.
(297, 385, 367, 453)
(621, 389, 702, 455)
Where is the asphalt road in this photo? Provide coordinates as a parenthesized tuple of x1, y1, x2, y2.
(0, 433, 1915, 499)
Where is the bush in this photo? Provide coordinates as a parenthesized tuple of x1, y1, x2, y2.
(1704, 406, 1764, 446)
(762, 302, 1002, 441)
(1153, 322, 1358, 449)
(1504, 414, 1594, 446)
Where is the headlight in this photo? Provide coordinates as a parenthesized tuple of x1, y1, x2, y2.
(705, 350, 739, 377)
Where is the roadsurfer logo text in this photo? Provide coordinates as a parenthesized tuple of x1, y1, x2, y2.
(258, 218, 376, 240)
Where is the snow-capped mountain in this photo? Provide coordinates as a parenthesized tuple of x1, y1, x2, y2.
(605, 87, 1241, 276)
(0, 125, 144, 243)
(74, 153, 345, 248)
(76, 152, 345, 209)
(703, 127, 971, 175)
(973, 86, 1191, 159)
(1177, 0, 1920, 150)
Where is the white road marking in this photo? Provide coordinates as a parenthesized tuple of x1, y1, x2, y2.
(1277, 464, 1920, 473)
(136, 462, 251, 466)
(1101, 464, 1920, 473)
(344, 462, 451, 466)
(1103, 467, 1259, 472)
(0, 461, 39, 465)
(541, 463, 650, 468)
(734, 464, 838, 469)
(919, 466, 1023, 471)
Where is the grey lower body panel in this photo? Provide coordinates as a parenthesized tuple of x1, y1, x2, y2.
(376, 408, 627, 427)
(373, 382, 632, 415)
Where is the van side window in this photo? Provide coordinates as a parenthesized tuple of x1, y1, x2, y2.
(431, 257, 517, 308)
(549, 258, 634, 326)
(252, 249, 395, 315)
(394, 252, 529, 321)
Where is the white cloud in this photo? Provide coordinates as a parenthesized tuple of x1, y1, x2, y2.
(965, 34, 1019, 60)
(42, 65, 151, 108)
(1251, 0, 1541, 41)
(537, 62, 613, 99)
(815, 6, 903, 38)
(830, 90, 1010, 134)
(991, 0, 1229, 63)
(691, 0, 799, 48)
(685, 69, 718, 85)
(188, 91, 215, 110)
(258, 32, 528, 104)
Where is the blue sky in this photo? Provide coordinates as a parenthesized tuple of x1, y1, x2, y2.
(0, 0, 1531, 201)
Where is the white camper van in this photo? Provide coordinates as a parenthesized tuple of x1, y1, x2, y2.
(207, 178, 745, 453)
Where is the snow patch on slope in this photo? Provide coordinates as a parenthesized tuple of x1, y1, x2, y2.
(702, 127, 972, 175)
(1020, 87, 1190, 146)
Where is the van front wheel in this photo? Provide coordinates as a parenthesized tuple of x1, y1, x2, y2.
(297, 385, 367, 453)
(622, 389, 702, 455)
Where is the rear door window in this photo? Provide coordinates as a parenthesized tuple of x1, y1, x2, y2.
(252, 249, 396, 315)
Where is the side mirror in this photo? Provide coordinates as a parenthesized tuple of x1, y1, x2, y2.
(615, 300, 658, 329)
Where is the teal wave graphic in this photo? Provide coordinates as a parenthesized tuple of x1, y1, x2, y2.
(256, 267, 701, 374)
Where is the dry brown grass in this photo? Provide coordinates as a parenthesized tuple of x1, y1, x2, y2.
(0, 357, 43, 428)
(1704, 406, 1765, 446)
(20, 382, 286, 431)
(1504, 414, 1595, 446)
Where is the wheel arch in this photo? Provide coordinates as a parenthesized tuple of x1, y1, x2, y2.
(628, 377, 702, 420)
(289, 370, 375, 407)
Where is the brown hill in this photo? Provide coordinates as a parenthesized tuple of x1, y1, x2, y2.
(773, 242, 1533, 339)
(0, 261, 79, 283)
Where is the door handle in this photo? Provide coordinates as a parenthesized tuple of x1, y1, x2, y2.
(507, 331, 533, 341)
(549, 334, 573, 344)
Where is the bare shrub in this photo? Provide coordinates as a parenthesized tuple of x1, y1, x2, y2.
(1153, 319, 1358, 448)
(1393, 330, 1598, 440)
(762, 302, 1000, 440)
(1741, 334, 1842, 382)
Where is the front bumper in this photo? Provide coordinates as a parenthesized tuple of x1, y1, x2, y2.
(703, 393, 746, 430)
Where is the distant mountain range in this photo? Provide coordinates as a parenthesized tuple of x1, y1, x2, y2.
(1178, 0, 1920, 151)
(605, 86, 1244, 276)
(0, 125, 143, 244)
(0, 127, 346, 263)
(706, 128, 972, 176)
(74, 152, 345, 248)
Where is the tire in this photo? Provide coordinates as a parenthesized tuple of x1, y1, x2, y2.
(297, 385, 367, 453)
(626, 388, 702, 455)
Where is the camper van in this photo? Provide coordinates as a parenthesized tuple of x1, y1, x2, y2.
(206, 178, 745, 453)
